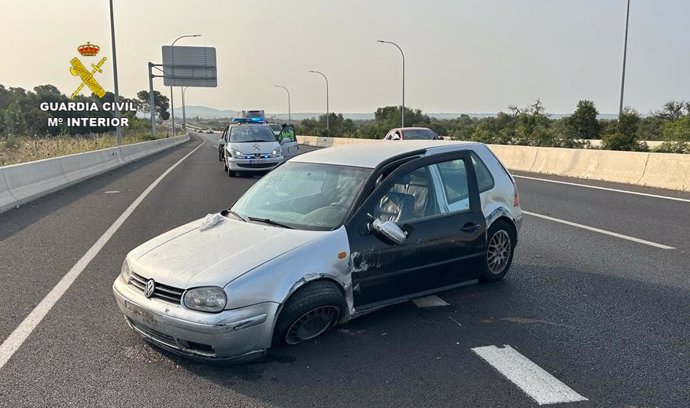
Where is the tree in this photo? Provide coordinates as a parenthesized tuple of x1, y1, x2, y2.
(509, 99, 556, 146)
(566, 100, 601, 139)
(136, 90, 169, 120)
(655, 101, 686, 121)
(603, 107, 645, 151)
(662, 116, 690, 142)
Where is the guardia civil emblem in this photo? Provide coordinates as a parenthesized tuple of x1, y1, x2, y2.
(70, 41, 107, 99)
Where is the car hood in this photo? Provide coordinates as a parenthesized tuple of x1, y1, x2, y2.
(127, 216, 323, 289)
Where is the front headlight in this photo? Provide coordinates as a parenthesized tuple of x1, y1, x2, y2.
(120, 260, 131, 283)
(183, 287, 227, 313)
(271, 146, 282, 157)
(230, 148, 244, 159)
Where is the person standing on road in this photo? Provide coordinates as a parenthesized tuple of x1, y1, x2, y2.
(279, 123, 295, 143)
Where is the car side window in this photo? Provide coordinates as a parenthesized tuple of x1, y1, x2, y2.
(471, 152, 495, 192)
(435, 158, 471, 213)
(373, 165, 443, 224)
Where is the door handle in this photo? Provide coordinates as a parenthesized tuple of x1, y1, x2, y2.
(461, 222, 480, 233)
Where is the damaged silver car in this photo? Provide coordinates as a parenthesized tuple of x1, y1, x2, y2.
(112, 140, 522, 361)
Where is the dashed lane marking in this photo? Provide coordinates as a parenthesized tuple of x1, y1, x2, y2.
(472, 345, 588, 405)
(514, 174, 690, 203)
(523, 211, 675, 249)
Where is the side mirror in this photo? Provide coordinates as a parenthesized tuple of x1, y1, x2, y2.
(218, 138, 225, 145)
(370, 218, 407, 244)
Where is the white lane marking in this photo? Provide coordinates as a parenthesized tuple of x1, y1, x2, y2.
(0, 140, 206, 371)
(412, 295, 450, 308)
(514, 175, 690, 203)
(472, 345, 587, 405)
(523, 211, 675, 250)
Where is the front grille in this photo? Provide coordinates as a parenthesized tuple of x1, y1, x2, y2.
(129, 272, 184, 304)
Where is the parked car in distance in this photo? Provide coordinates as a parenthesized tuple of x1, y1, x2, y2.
(384, 127, 441, 140)
(205, 128, 214, 134)
(113, 140, 522, 362)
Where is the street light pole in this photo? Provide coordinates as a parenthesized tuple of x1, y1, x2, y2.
(377, 40, 405, 128)
(170, 34, 200, 136)
(182, 86, 188, 131)
(308, 70, 329, 132)
(108, 0, 122, 144)
(275, 85, 291, 123)
(619, 0, 631, 118)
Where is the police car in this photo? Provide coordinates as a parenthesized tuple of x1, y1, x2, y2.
(219, 116, 283, 177)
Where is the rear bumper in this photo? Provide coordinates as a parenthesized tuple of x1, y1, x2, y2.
(113, 277, 279, 360)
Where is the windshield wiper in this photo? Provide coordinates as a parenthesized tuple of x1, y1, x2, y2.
(247, 216, 293, 229)
(221, 209, 247, 222)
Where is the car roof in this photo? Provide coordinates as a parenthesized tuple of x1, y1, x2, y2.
(390, 127, 435, 131)
(228, 123, 270, 128)
(292, 140, 485, 169)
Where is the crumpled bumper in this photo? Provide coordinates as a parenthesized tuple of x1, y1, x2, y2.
(113, 277, 279, 361)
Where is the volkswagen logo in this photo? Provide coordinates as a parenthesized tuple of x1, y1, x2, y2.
(144, 279, 156, 298)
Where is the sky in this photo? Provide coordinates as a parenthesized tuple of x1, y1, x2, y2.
(0, 0, 688, 115)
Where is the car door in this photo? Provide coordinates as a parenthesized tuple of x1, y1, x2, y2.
(346, 151, 487, 309)
(279, 125, 299, 160)
(218, 125, 229, 161)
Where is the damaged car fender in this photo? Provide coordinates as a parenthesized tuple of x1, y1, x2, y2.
(222, 226, 354, 326)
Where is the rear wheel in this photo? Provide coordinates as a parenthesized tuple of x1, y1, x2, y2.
(273, 281, 345, 345)
(479, 220, 515, 282)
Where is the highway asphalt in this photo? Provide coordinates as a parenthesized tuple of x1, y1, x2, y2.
(0, 133, 688, 407)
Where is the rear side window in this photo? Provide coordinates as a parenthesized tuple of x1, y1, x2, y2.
(470, 152, 494, 192)
(436, 159, 469, 206)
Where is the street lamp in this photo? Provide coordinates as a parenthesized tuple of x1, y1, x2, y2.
(377, 40, 405, 128)
(170, 34, 200, 136)
(619, 0, 631, 118)
(181, 86, 188, 131)
(108, 0, 122, 144)
(308, 70, 329, 132)
(274, 85, 291, 123)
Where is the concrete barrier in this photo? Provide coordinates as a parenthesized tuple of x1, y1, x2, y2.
(638, 152, 690, 191)
(3, 158, 70, 210)
(297, 135, 690, 192)
(0, 134, 189, 214)
(59, 148, 124, 184)
(0, 168, 17, 213)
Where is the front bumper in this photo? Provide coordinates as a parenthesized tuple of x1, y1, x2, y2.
(227, 157, 282, 172)
(113, 277, 279, 361)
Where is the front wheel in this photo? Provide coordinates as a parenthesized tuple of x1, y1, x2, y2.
(479, 220, 515, 282)
(273, 281, 345, 345)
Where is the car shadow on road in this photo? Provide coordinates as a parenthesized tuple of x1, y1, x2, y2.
(142, 262, 690, 408)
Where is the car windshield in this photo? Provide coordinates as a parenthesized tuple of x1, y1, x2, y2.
(231, 162, 372, 230)
(229, 126, 276, 142)
(403, 128, 437, 140)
